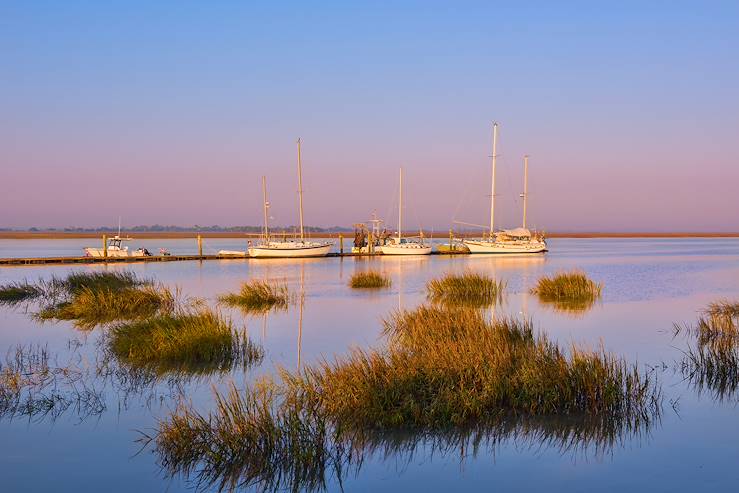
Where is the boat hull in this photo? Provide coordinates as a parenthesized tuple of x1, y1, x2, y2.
(379, 244, 432, 255)
(464, 240, 547, 254)
(83, 247, 130, 258)
(218, 250, 248, 257)
(248, 242, 332, 258)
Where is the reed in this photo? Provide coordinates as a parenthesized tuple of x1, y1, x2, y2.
(108, 308, 263, 374)
(1, 344, 105, 421)
(147, 306, 661, 491)
(306, 305, 658, 429)
(219, 281, 289, 312)
(531, 270, 602, 307)
(36, 285, 175, 329)
(0, 281, 43, 305)
(696, 301, 739, 341)
(60, 270, 146, 294)
(426, 271, 505, 306)
(145, 379, 336, 492)
(349, 271, 391, 289)
(676, 300, 739, 400)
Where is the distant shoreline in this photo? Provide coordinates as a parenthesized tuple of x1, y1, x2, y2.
(0, 231, 737, 240)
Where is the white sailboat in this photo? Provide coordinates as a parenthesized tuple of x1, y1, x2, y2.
(248, 139, 332, 258)
(464, 123, 547, 254)
(379, 167, 432, 256)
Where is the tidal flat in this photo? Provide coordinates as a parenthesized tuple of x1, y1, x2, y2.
(2, 238, 739, 492)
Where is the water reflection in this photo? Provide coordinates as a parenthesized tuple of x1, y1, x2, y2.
(147, 387, 659, 493)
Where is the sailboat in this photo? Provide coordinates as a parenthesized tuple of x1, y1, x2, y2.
(379, 167, 432, 255)
(248, 139, 332, 258)
(464, 123, 547, 254)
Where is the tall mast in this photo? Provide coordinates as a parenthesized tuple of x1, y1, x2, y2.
(398, 167, 403, 242)
(489, 122, 498, 240)
(117, 216, 121, 237)
(522, 155, 529, 229)
(296, 138, 305, 242)
(261, 176, 270, 240)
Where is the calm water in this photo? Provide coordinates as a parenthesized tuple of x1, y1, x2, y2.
(1, 238, 739, 492)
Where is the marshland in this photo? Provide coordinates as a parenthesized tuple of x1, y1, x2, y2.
(2, 237, 739, 491)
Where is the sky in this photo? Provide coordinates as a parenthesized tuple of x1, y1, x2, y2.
(2, 1, 738, 232)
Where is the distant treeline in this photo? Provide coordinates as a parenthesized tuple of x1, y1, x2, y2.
(6, 225, 353, 233)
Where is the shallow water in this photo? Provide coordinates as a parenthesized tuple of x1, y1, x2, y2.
(1, 238, 739, 492)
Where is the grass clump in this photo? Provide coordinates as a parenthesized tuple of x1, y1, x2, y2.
(676, 300, 739, 401)
(531, 270, 602, 312)
(426, 271, 505, 306)
(219, 281, 289, 313)
(108, 308, 263, 374)
(59, 271, 145, 295)
(37, 285, 175, 329)
(146, 305, 661, 491)
(309, 305, 658, 428)
(349, 271, 391, 289)
(0, 281, 43, 305)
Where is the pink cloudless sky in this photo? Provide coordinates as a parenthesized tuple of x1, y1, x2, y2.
(2, 2, 738, 232)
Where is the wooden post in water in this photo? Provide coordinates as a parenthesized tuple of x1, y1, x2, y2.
(102, 235, 107, 258)
(339, 234, 344, 254)
(449, 229, 453, 252)
(197, 235, 203, 257)
(368, 231, 374, 255)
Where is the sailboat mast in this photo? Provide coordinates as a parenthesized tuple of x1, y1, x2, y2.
(262, 176, 270, 240)
(522, 155, 529, 229)
(490, 122, 498, 240)
(398, 167, 403, 242)
(296, 138, 305, 242)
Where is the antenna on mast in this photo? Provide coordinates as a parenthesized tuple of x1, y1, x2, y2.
(490, 122, 498, 241)
(296, 138, 305, 242)
(522, 155, 529, 229)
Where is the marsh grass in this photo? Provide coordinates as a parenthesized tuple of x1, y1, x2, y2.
(219, 281, 289, 313)
(37, 285, 175, 330)
(426, 271, 505, 306)
(108, 308, 263, 375)
(531, 270, 602, 312)
(0, 344, 105, 420)
(146, 305, 662, 491)
(0, 281, 43, 305)
(349, 271, 391, 289)
(309, 305, 659, 428)
(676, 300, 739, 400)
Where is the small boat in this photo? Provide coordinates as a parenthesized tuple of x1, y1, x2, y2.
(84, 235, 133, 257)
(463, 123, 547, 254)
(379, 168, 432, 256)
(351, 214, 390, 254)
(248, 140, 332, 258)
(217, 250, 248, 257)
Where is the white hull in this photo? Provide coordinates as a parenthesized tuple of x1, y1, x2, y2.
(464, 239, 547, 254)
(84, 247, 130, 257)
(248, 242, 332, 258)
(379, 244, 432, 255)
(218, 250, 247, 257)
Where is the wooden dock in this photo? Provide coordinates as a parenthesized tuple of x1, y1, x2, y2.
(0, 251, 468, 266)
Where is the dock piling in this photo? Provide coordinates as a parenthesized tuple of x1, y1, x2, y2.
(339, 234, 344, 254)
(102, 234, 107, 258)
(197, 235, 203, 257)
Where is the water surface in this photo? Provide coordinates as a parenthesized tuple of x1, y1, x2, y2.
(1, 238, 739, 492)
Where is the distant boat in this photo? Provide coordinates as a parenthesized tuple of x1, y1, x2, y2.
(379, 168, 432, 256)
(464, 123, 547, 254)
(83, 219, 151, 257)
(248, 139, 332, 258)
